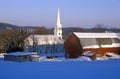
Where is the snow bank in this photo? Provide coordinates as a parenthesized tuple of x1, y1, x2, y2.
(82, 52, 94, 56)
(1, 58, 120, 79)
(38, 52, 120, 62)
(1, 52, 120, 62)
(38, 56, 91, 62)
(106, 53, 120, 59)
(0, 53, 5, 58)
(96, 53, 120, 61)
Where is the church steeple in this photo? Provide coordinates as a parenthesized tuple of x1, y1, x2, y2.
(56, 8, 61, 26)
(54, 8, 62, 39)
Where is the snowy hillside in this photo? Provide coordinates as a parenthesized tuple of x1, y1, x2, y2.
(0, 58, 120, 79)
(1, 53, 120, 79)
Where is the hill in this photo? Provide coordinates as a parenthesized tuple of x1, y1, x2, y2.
(0, 22, 20, 30)
(0, 22, 120, 34)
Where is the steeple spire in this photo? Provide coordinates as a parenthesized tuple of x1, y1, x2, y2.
(56, 8, 61, 26)
(54, 8, 62, 39)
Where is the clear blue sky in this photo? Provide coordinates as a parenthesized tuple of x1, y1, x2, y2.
(0, 0, 120, 28)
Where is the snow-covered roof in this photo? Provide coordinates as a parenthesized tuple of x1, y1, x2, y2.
(25, 35, 64, 44)
(5, 52, 37, 56)
(73, 32, 120, 38)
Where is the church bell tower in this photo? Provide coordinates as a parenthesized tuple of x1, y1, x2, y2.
(54, 8, 62, 39)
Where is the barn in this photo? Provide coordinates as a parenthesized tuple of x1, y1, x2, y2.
(4, 52, 39, 62)
(65, 32, 120, 58)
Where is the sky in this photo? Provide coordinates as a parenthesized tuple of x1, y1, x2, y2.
(0, 0, 120, 28)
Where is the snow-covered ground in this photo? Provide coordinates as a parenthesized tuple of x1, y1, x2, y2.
(0, 58, 120, 79)
(0, 53, 4, 58)
(0, 53, 120, 79)
(38, 52, 120, 61)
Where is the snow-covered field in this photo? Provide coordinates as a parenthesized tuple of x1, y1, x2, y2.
(0, 53, 120, 79)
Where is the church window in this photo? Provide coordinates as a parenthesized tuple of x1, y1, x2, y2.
(59, 28, 61, 30)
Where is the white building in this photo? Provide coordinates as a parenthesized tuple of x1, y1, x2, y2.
(24, 8, 64, 54)
(24, 35, 64, 54)
(54, 8, 62, 39)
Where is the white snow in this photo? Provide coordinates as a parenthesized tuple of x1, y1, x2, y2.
(0, 53, 5, 58)
(96, 53, 120, 60)
(96, 56, 109, 60)
(38, 56, 92, 62)
(5, 52, 38, 56)
(1, 52, 120, 79)
(101, 43, 120, 48)
(74, 32, 119, 38)
(2, 52, 120, 61)
(37, 52, 120, 62)
(25, 35, 64, 46)
(83, 43, 120, 49)
(83, 45, 99, 48)
(106, 53, 120, 59)
(0, 56, 120, 79)
(82, 52, 95, 56)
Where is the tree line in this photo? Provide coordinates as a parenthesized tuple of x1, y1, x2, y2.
(0, 26, 51, 53)
(0, 29, 28, 53)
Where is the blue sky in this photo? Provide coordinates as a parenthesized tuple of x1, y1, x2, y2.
(0, 0, 120, 28)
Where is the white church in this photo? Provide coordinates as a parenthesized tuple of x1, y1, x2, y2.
(24, 8, 64, 54)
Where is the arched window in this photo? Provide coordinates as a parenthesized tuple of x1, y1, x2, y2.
(59, 28, 61, 30)
(59, 33, 61, 35)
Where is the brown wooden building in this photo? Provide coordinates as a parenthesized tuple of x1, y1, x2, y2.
(64, 32, 120, 58)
